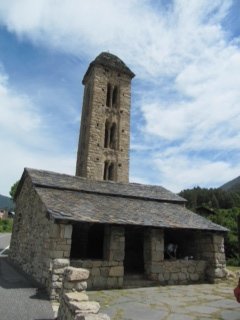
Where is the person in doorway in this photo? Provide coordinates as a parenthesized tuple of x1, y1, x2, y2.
(234, 277, 240, 303)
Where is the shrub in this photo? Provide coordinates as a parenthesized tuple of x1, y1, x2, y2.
(0, 219, 13, 232)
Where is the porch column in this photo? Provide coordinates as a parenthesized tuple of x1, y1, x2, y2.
(144, 228, 164, 278)
(104, 226, 125, 262)
(197, 232, 226, 282)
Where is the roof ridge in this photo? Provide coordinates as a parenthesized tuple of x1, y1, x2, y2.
(34, 183, 185, 204)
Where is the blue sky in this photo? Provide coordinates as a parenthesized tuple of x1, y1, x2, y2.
(0, 0, 240, 196)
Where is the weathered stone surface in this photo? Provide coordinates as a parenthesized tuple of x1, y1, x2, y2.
(75, 281, 88, 291)
(69, 301, 100, 314)
(53, 258, 70, 268)
(109, 266, 123, 277)
(64, 225, 73, 239)
(64, 292, 89, 303)
(75, 313, 110, 320)
(65, 267, 90, 281)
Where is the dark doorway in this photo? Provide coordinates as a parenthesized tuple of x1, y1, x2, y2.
(124, 226, 144, 274)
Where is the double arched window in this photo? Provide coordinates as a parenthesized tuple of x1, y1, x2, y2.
(103, 161, 115, 181)
(106, 83, 118, 108)
(104, 120, 117, 149)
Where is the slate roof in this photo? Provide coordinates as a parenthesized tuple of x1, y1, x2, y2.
(83, 52, 135, 83)
(25, 168, 186, 203)
(20, 168, 228, 232)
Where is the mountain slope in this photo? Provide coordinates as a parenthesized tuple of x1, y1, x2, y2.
(220, 176, 240, 193)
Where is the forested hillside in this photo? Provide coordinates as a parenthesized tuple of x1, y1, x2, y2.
(179, 187, 240, 266)
(179, 187, 240, 210)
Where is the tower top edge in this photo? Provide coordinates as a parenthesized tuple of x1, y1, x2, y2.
(82, 52, 135, 84)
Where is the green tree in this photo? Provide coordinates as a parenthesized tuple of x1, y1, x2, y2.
(9, 180, 19, 199)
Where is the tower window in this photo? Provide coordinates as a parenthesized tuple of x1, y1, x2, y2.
(104, 120, 117, 150)
(108, 163, 114, 181)
(104, 120, 109, 148)
(112, 86, 118, 107)
(106, 83, 111, 107)
(103, 161, 115, 181)
(109, 123, 117, 150)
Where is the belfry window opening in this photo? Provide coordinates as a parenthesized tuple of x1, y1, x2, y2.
(103, 161, 115, 181)
(104, 121, 117, 150)
(106, 84, 118, 108)
(112, 86, 118, 108)
(104, 120, 109, 148)
(106, 83, 111, 107)
(109, 123, 117, 149)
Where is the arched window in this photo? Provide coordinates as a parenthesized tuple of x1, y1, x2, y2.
(108, 163, 114, 181)
(103, 161, 115, 181)
(112, 86, 118, 107)
(109, 123, 117, 149)
(103, 161, 108, 180)
(104, 120, 109, 148)
(106, 83, 111, 107)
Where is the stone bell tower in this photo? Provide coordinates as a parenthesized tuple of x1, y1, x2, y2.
(76, 52, 135, 182)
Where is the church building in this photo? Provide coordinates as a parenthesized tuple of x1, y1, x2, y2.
(9, 52, 228, 301)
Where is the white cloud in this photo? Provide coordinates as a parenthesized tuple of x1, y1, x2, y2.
(0, 0, 239, 193)
(0, 71, 76, 195)
(0, 73, 41, 138)
(0, 1, 233, 76)
(153, 155, 240, 192)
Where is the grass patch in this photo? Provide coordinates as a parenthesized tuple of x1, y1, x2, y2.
(226, 265, 240, 273)
(0, 219, 13, 232)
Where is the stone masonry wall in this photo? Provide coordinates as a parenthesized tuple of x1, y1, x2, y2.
(148, 260, 207, 284)
(58, 266, 110, 320)
(9, 176, 74, 298)
(71, 260, 123, 290)
(9, 176, 53, 286)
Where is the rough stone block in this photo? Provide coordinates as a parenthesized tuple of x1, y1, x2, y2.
(69, 301, 100, 314)
(52, 281, 62, 289)
(190, 273, 199, 281)
(75, 281, 88, 291)
(65, 267, 90, 281)
(64, 225, 72, 239)
(75, 313, 110, 320)
(91, 268, 101, 276)
(170, 273, 179, 281)
(64, 291, 89, 303)
(179, 272, 187, 281)
(109, 266, 123, 277)
(53, 259, 70, 269)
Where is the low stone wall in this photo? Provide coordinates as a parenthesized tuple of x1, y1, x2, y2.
(57, 266, 110, 320)
(71, 260, 123, 289)
(48, 258, 70, 301)
(147, 260, 207, 284)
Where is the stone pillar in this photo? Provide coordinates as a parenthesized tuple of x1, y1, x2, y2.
(57, 267, 110, 320)
(144, 228, 164, 279)
(197, 232, 226, 282)
(106, 226, 125, 263)
(48, 258, 70, 301)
